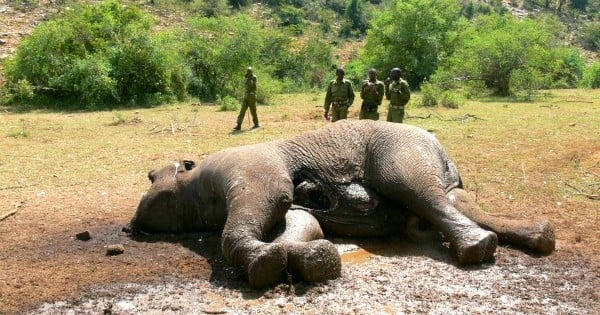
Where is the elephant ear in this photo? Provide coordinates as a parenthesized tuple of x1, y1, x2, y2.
(148, 170, 156, 183)
(183, 160, 196, 171)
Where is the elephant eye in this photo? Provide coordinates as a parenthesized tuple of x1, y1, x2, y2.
(183, 160, 196, 171)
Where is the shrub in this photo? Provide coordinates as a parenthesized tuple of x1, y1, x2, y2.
(440, 91, 462, 108)
(578, 21, 600, 52)
(580, 61, 600, 88)
(4, 0, 188, 108)
(419, 81, 440, 107)
(436, 14, 579, 96)
(217, 95, 240, 111)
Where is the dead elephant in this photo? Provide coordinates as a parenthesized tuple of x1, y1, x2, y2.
(126, 120, 555, 288)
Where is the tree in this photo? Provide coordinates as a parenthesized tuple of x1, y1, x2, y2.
(4, 0, 188, 107)
(434, 14, 583, 96)
(184, 15, 264, 101)
(358, 0, 463, 87)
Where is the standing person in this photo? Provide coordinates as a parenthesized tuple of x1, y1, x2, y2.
(324, 68, 355, 122)
(385, 68, 411, 123)
(359, 68, 385, 120)
(234, 67, 259, 131)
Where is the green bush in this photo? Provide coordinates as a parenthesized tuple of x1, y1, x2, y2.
(440, 91, 462, 108)
(360, 0, 463, 88)
(4, 0, 188, 108)
(217, 95, 240, 111)
(419, 81, 440, 107)
(578, 21, 600, 52)
(436, 14, 580, 96)
(580, 61, 600, 88)
(278, 5, 305, 26)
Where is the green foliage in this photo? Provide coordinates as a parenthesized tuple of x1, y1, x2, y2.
(578, 21, 600, 51)
(7, 119, 30, 138)
(340, 0, 368, 37)
(435, 14, 581, 96)
(359, 0, 463, 88)
(217, 95, 240, 111)
(439, 91, 462, 108)
(419, 80, 440, 107)
(459, 0, 507, 19)
(580, 61, 600, 88)
(228, 0, 251, 9)
(4, 0, 188, 108)
(12, 0, 38, 11)
(183, 15, 263, 101)
(278, 5, 305, 26)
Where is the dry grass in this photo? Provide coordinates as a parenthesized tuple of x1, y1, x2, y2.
(1, 89, 598, 231)
(0, 89, 598, 313)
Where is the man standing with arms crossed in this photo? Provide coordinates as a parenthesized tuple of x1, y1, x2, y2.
(324, 68, 355, 122)
(385, 68, 411, 123)
(359, 68, 385, 120)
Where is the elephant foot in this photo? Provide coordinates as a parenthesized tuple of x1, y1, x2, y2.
(286, 240, 342, 282)
(453, 229, 498, 265)
(519, 221, 556, 255)
(247, 243, 287, 289)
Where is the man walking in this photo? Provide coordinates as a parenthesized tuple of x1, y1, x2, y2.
(324, 68, 355, 122)
(359, 68, 384, 120)
(234, 67, 259, 131)
(385, 68, 410, 123)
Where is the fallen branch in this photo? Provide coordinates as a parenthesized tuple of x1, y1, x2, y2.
(1, 202, 23, 221)
(407, 113, 432, 120)
(566, 100, 593, 104)
(0, 210, 17, 221)
(565, 182, 600, 200)
(459, 114, 486, 123)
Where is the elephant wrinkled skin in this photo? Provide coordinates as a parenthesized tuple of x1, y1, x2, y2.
(127, 120, 555, 288)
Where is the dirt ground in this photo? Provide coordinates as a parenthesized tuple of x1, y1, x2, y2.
(0, 182, 598, 314)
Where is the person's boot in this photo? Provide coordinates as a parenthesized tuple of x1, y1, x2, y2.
(233, 124, 241, 131)
(252, 124, 260, 129)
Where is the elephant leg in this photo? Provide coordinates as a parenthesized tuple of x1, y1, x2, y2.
(272, 207, 342, 283)
(413, 199, 498, 265)
(406, 215, 443, 243)
(447, 188, 555, 255)
(220, 185, 294, 289)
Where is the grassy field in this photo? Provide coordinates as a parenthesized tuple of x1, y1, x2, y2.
(1, 89, 599, 228)
(0, 89, 599, 313)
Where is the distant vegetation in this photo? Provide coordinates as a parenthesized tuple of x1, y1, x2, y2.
(1, 0, 600, 109)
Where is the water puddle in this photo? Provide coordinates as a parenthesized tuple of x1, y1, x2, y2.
(340, 248, 374, 264)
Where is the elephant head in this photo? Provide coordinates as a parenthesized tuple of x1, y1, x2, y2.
(127, 160, 226, 234)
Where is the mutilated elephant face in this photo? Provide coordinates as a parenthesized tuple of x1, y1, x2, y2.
(127, 160, 197, 233)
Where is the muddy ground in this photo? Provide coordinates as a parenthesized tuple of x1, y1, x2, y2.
(0, 174, 597, 314)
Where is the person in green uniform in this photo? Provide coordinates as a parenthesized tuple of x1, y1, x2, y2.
(234, 67, 259, 131)
(385, 68, 411, 123)
(359, 68, 385, 120)
(324, 68, 355, 122)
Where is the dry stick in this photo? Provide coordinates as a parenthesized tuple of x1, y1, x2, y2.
(566, 100, 594, 103)
(0, 210, 17, 221)
(170, 120, 176, 135)
(407, 113, 432, 119)
(565, 182, 600, 200)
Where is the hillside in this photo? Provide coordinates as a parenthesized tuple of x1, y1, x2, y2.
(0, 0, 597, 89)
